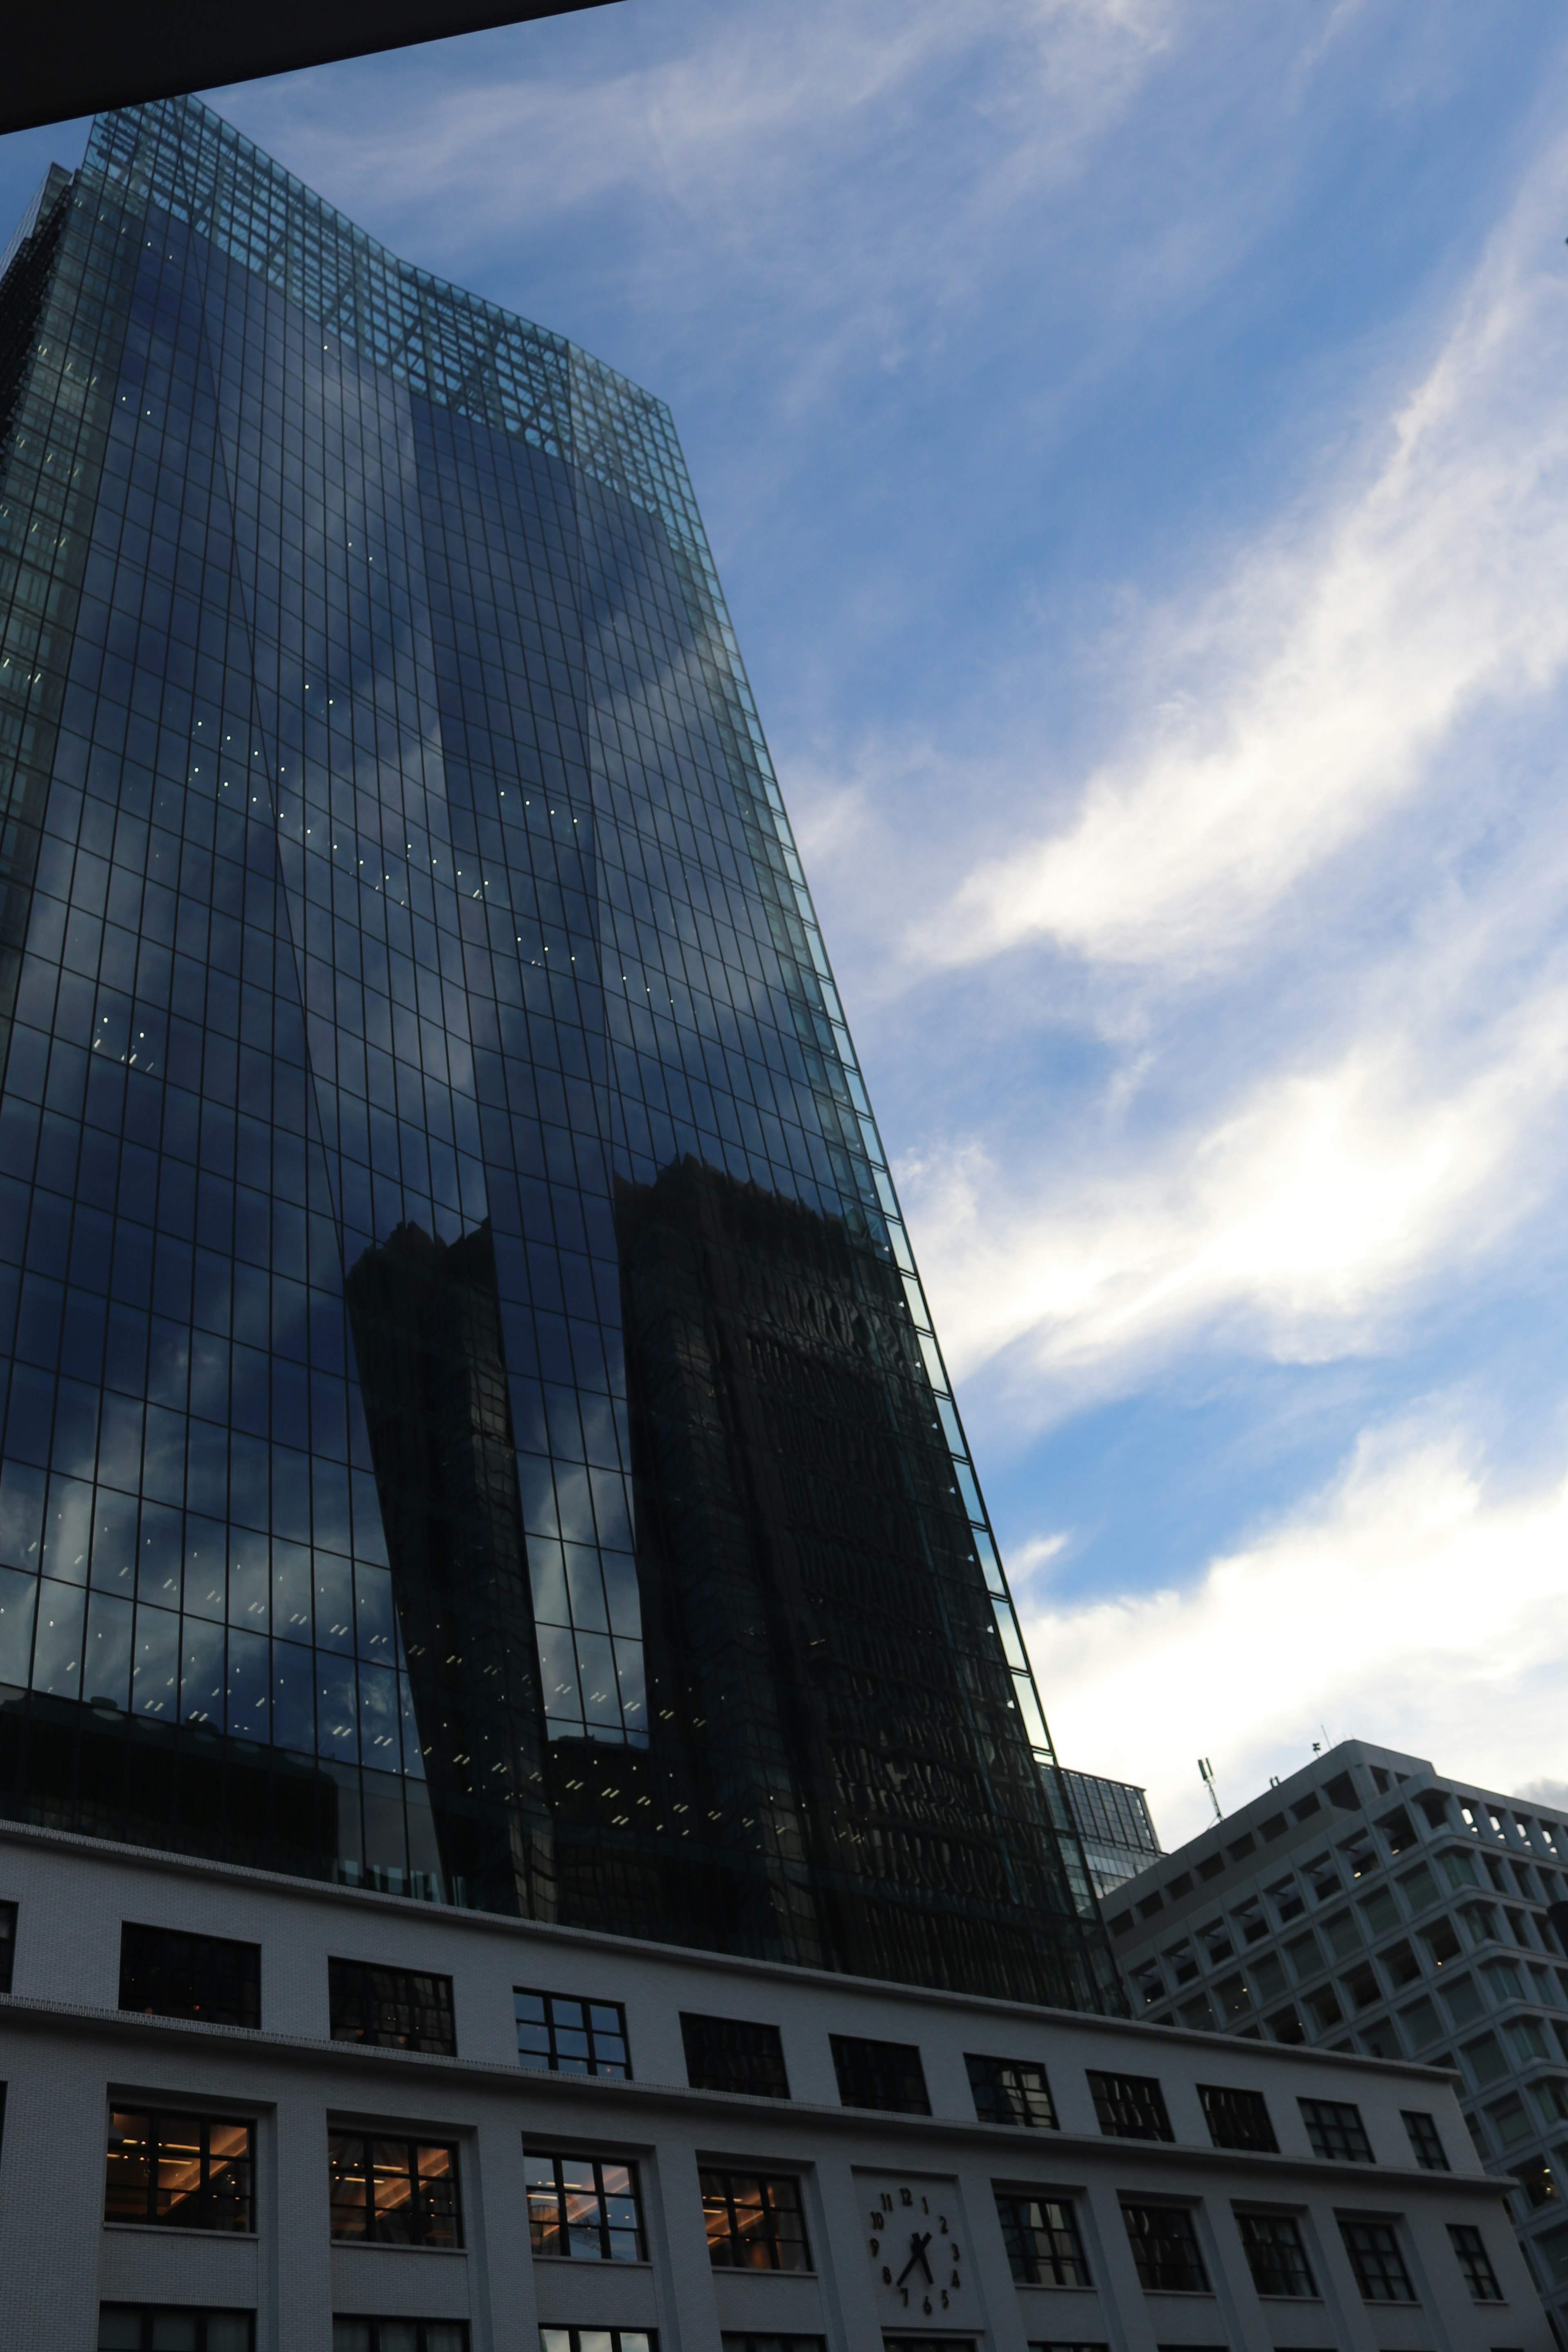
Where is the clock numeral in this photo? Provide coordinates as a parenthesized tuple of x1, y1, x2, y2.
(921, 2194, 929, 2214)
(880, 2193, 893, 2213)
(938, 2215, 949, 2233)
(922, 2296, 932, 2315)
(952, 2273, 962, 2291)
(899, 2288, 909, 2308)
(881, 2266, 891, 2285)
(900, 2187, 913, 2206)
(869, 2238, 880, 2257)
(940, 2291, 949, 2310)
(869, 2211, 882, 2231)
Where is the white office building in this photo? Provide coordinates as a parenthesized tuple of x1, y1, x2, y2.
(0, 1811, 1552, 2350)
(1106, 1737, 1568, 2339)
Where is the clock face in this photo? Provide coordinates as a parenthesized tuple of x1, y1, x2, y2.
(860, 2173, 969, 2328)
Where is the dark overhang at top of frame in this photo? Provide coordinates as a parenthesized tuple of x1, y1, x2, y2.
(0, 0, 621, 139)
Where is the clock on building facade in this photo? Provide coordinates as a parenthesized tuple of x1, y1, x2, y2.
(859, 2171, 975, 2333)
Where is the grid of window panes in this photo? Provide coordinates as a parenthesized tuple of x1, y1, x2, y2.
(1299, 2096, 1372, 2162)
(99, 2313, 253, 2351)
(105, 2110, 253, 2230)
(515, 1987, 630, 2076)
(329, 1956, 455, 2053)
(119, 1922, 260, 2028)
(0, 90, 1118, 2014)
(1086, 2070, 1172, 2141)
(1120, 2203, 1208, 2293)
(681, 2011, 788, 2097)
(1339, 2216, 1414, 2301)
(1447, 2222, 1502, 2299)
(327, 2136, 459, 2247)
(700, 2171, 810, 2270)
(540, 2336, 653, 2352)
(334, 2327, 468, 2352)
(995, 2194, 1089, 2286)
(526, 2151, 644, 2261)
(1235, 2212, 1314, 2297)
(964, 2051, 1055, 2128)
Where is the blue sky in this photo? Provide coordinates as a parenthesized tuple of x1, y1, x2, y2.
(7, 0, 1568, 1843)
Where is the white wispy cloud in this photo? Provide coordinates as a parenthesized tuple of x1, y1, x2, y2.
(923, 124, 1568, 977)
(1027, 1403, 1568, 1846)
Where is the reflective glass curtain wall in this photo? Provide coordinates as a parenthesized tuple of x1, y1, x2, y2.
(0, 96, 1119, 2012)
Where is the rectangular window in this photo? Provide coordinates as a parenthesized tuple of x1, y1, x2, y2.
(996, 2192, 1090, 2286)
(118, 1924, 260, 2031)
(327, 2136, 460, 2248)
(1087, 2069, 1172, 2141)
(540, 2336, 655, 2352)
(515, 1989, 630, 2078)
(105, 2110, 254, 2232)
(1447, 2221, 1502, 2300)
(681, 2013, 788, 2099)
(1198, 2083, 1277, 2152)
(1235, 2211, 1315, 2297)
(526, 2152, 644, 2261)
(701, 2170, 810, 2270)
(829, 2034, 929, 2114)
(1299, 2097, 1372, 2161)
(329, 1958, 455, 2056)
(334, 2328, 468, 2352)
(0, 1899, 14, 1993)
(1338, 2216, 1415, 2301)
(966, 2053, 1056, 2129)
(719, 2339, 824, 2352)
(1120, 2202, 1208, 2292)
(1401, 2110, 1449, 2171)
(99, 2312, 254, 2351)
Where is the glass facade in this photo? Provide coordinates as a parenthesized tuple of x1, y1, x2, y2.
(0, 94, 1117, 2010)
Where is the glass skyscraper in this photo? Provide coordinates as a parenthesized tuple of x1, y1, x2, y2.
(0, 95, 1118, 2013)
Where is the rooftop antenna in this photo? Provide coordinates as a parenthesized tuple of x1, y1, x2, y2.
(1198, 1757, 1222, 1824)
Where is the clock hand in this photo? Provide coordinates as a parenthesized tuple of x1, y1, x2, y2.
(895, 2230, 934, 2286)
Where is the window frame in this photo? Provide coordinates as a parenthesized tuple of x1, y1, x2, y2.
(105, 2107, 256, 2233)
(328, 1957, 456, 2056)
(995, 2189, 1091, 2286)
(1234, 2209, 1316, 2298)
(1446, 2221, 1503, 2301)
(117, 1922, 261, 2031)
(1119, 2200, 1209, 2292)
(514, 1987, 631, 2080)
(525, 2148, 647, 2263)
(966, 2052, 1057, 2129)
(1197, 2082, 1277, 2153)
(98, 2309, 256, 2352)
(828, 2033, 930, 2116)
(332, 2327, 470, 2352)
(681, 2012, 789, 2100)
(699, 2167, 812, 2272)
(538, 2334, 657, 2352)
(1086, 2069, 1173, 2143)
(1298, 2096, 1373, 2162)
(1338, 2214, 1417, 2303)
(1400, 2109, 1449, 2171)
(327, 2133, 462, 2250)
(0, 1897, 15, 1994)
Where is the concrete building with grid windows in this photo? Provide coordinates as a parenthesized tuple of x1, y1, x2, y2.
(1106, 1737, 1568, 2334)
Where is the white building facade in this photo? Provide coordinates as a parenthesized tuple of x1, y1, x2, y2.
(0, 1813, 1551, 2351)
(1107, 1738, 1568, 2338)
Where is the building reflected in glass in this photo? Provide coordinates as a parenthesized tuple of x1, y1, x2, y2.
(0, 97, 1119, 2011)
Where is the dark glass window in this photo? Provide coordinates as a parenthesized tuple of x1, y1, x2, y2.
(966, 2053, 1056, 2129)
(0, 1898, 14, 1993)
(1087, 2069, 1172, 2141)
(1198, 2083, 1276, 2152)
(334, 2330, 468, 2352)
(526, 2152, 644, 2261)
(1120, 2203, 1208, 2292)
(105, 2110, 254, 2231)
(1339, 2217, 1415, 2301)
(329, 1958, 455, 2055)
(701, 2170, 810, 2270)
(719, 2338, 824, 2352)
(1401, 2109, 1449, 2171)
(682, 2013, 788, 2098)
(1299, 2097, 1372, 2162)
(1447, 2222, 1503, 2300)
(1235, 2211, 1314, 2296)
(540, 2336, 655, 2352)
(996, 2193, 1090, 2285)
(830, 2034, 929, 2114)
(327, 2136, 460, 2248)
(515, 1990, 630, 2078)
(99, 2311, 254, 2351)
(118, 1924, 259, 2030)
